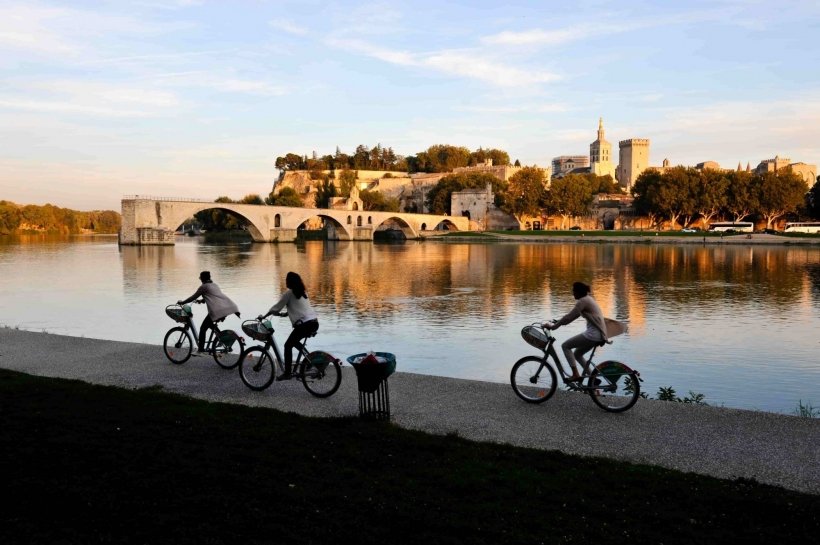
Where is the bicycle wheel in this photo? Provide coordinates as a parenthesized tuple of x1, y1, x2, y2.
(300, 358, 342, 398)
(163, 327, 192, 364)
(212, 334, 242, 370)
(588, 362, 640, 413)
(510, 356, 557, 403)
(239, 347, 276, 391)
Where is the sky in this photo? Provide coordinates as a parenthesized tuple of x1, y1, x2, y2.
(1, 0, 819, 211)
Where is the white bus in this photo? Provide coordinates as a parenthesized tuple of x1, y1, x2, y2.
(708, 221, 754, 233)
(784, 222, 820, 234)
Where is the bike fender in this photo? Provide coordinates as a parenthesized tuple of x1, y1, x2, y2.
(597, 360, 638, 376)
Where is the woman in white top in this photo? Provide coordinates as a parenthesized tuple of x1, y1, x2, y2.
(259, 272, 319, 380)
(178, 271, 240, 351)
(544, 281, 608, 382)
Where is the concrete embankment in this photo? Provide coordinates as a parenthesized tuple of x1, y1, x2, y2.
(1, 327, 818, 495)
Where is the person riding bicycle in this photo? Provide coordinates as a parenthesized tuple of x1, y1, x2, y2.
(258, 271, 318, 381)
(543, 281, 608, 383)
(178, 271, 240, 352)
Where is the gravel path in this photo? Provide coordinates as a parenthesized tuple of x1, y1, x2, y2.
(1, 327, 818, 495)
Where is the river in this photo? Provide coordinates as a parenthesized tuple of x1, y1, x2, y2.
(1, 234, 819, 414)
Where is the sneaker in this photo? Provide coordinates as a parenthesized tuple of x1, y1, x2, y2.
(276, 373, 292, 381)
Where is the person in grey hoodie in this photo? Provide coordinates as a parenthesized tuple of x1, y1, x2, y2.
(544, 281, 607, 382)
(178, 271, 240, 351)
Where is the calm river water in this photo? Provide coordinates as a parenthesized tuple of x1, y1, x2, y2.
(1, 234, 819, 414)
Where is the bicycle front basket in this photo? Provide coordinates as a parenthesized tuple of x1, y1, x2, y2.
(241, 320, 273, 341)
(521, 325, 548, 349)
(165, 305, 191, 323)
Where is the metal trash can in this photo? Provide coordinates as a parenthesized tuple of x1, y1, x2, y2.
(346, 352, 396, 420)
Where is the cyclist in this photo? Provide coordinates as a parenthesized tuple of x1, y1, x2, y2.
(543, 281, 607, 383)
(258, 271, 318, 381)
(178, 271, 240, 352)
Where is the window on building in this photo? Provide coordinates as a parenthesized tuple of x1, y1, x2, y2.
(357, 216, 362, 226)
(347, 215, 352, 224)
(274, 214, 281, 228)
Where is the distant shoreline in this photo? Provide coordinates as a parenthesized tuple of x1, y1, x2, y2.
(431, 232, 820, 246)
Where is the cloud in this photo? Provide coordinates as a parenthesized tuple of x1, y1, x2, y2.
(269, 18, 308, 35)
(326, 37, 560, 88)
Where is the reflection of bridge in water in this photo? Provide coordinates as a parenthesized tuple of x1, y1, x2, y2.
(119, 196, 470, 245)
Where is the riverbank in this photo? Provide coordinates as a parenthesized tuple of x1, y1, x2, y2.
(434, 231, 820, 245)
(1, 327, 817, 496)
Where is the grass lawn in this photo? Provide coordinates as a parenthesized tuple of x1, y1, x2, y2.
(1, 369, 817, 544)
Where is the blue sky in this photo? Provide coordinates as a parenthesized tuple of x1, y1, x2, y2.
(1, 0, 819, 210)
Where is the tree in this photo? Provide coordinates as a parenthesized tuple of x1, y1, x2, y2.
(514, 159, 521, 167)
(546, 174, 594, 229)
(661, 166, 700, 229)
(695, 169, 729, 229)
(631, 169, 664, 229)
(268, 187, 304, 207)
(315, 176, 337, 209)
(755, 169, 807, 229)
(274, 153, 305, 171)
(0, 200, 21, 234)
(502, 166, 546, 222)
(807, 179, 820, 219)
(360, 189, 400, 212)
(240, 194, 264, 205)
(338, 169, 357, 198)
(725, 170, 757, 223)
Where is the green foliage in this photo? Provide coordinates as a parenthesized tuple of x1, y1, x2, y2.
(239, 194, 264, 205)
(756, 169, 808, 229)
(545, 174, 595, 227)
(514, 159, 521, 167)
(0, 200, 22, 234)
(425, 172, 503, 215)
(502, 166, 547, 220)
(338, 169, 357, 198)
(267, 187, 303, 207)
(792, 400, 819, 418)
(655, 386, 708, 404)
(807, 179, 820, 219)
(360, 189, 400, 212)
(0, 200, 120, 234)
(314, 176, 337, 209)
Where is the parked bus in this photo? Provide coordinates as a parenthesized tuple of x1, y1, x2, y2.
(784, 222, 820, 234)
(708, 221, 754, 233)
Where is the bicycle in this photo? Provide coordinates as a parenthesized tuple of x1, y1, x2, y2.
(237, 315, 342, 398)
(510, 322, 642, 413)
(163, 301, 244, 369)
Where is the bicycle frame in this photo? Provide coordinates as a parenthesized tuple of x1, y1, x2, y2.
(540, 328, 601, 386)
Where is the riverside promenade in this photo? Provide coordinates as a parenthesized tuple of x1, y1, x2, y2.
(1, 327, 818, 495)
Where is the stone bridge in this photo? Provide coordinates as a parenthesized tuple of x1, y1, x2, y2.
(119, 196, 470, 245)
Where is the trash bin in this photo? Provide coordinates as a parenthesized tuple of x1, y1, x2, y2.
(347, 352, 396, 420)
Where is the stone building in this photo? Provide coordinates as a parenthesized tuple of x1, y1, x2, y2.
(755, 156, 817, 187)
(589, 118, 616, 179)
(616, 138, 650, 192)
(452, 159, 523, 181)
(551, 155, 589, 178)
(450, 183, 519, 230)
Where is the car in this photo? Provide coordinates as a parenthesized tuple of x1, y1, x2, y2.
(681, 228, 699, 233)
(569, 226, 582, 231)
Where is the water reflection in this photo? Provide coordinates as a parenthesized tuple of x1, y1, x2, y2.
(1, 235, 818, 413)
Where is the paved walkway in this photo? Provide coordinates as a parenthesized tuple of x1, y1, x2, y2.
(1, 328, 818, 495)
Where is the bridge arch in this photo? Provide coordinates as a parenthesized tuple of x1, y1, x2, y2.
(163, 204, 266, 241)
(288, 211, 353, 241)
(373, 216, 419, 239)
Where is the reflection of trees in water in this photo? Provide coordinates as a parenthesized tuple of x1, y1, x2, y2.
(153, 241, 819, 324)
(806, 263, 820, 303)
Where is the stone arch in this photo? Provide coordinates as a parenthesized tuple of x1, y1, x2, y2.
(164, 204, 266, 242)
(289, 212, 352, 241)
(374, 216, 418, 239)
(432, 219, 459, 231)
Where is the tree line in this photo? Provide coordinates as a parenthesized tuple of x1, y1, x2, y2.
(425, 169, 616, 228)
(631, 167, 816, 229)
(275, 144, 515, 174)
(0, 200, 121, 235)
